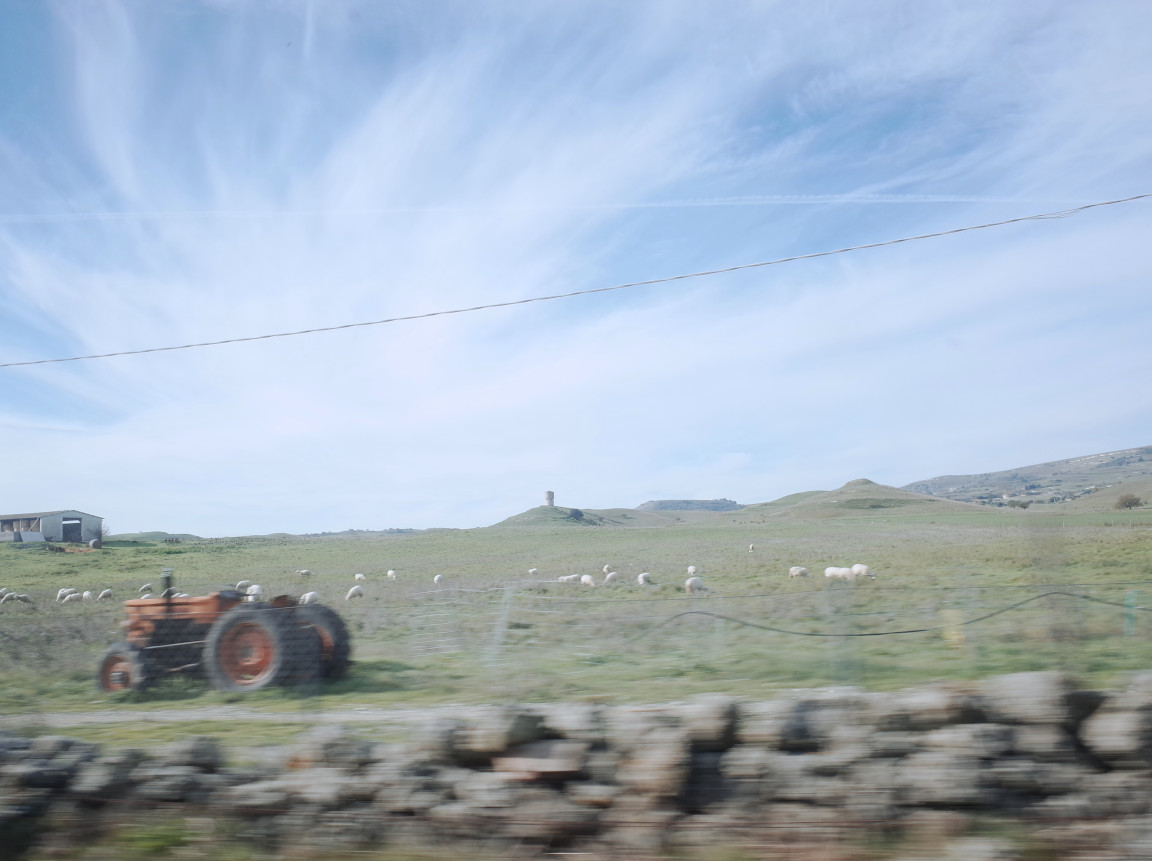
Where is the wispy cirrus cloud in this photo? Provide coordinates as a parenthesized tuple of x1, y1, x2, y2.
(0, 1, 1149, 534)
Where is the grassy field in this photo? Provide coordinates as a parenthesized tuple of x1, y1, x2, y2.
(2, 480, 1152, 749)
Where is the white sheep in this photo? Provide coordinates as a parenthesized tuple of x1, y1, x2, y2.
(244, 584, 264, 602)
(824, 566, 856, 580)
(433, 574, 445, 585)
(638, 572, 654, 585)
(0, 593, 15, 604)
(345, 585, 364, 600)
(295, 569, 311, 577)
(749, 543, 755, 552)
(850, 563, 876, 580)
(685, 576, 710, 594)
(687, 565, 698, 577)
(528, 568, 539, 576)
(0, 588, 8, 598)
(82, 590, 94, 602)
(97, 588, 113, 601)
(299, 591, 321, 605)
(603, 571, 621, 585)
(14, 594, 32, 603)
(138, 583, 154, 594)
(354, 573, 366, 581)
(61, 592, 83, 604)
(603, 564, 612, 575)
(234, 580, 253, 591)
(580, 574, 596, 586)
(789, 566, 810, 578)
(557, 574, 582, 583)
(56, 588, 78, 602)
(386, 570, 397, 580)
(160, 587, 179, 598)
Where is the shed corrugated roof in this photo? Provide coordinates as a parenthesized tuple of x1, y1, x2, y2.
(0, 510, 103, 519)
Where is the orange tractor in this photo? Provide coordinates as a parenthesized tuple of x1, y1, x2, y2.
(97, 572, 350, 693)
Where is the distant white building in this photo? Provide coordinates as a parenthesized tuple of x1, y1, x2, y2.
(0, 510, 104, 543)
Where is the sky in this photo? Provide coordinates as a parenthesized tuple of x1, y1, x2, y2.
(1, 1, 1150, 537)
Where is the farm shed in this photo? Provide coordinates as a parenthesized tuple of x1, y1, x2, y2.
(0, 510, 104, 543)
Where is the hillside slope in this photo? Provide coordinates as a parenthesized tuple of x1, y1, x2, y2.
(736, 479, 981, 521)
(902, 445, 1152, 505)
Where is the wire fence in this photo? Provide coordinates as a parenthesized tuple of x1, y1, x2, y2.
(2, 577, 1152, 722)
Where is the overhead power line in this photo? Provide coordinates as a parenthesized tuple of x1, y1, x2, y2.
(1, 192, 1148, 370)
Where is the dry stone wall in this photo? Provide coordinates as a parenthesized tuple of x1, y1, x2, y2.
(5, 671, 1152, 858)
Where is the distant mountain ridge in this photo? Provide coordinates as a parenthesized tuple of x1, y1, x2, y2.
(636, 499, 744, 512)
(901, 445, 1152, 504)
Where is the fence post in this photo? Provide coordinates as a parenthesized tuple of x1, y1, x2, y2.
(487, 585, 514, 668)
(1125, 591, 1140, 637)
(823, 582, 857, 686)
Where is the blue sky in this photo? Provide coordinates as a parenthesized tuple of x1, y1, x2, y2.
(1, 1, 1150, 537)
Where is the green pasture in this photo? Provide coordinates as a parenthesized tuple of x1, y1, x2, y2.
(2, 488, 1152, 749)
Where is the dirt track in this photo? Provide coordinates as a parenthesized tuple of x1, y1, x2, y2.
(0, 704, 461, 730)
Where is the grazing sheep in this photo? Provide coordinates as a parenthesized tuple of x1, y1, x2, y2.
(528, 568, 539, 576)
(234, 580, 253, 592)
(56, 588, 78, 602)
(160, 587, 179, 598)
(824, 567, 856, 580)
(345, 585, 364, 600)
(386, 570, 397, 580)
(603, 565, 613, 575)
(61, 592, 83, 604)
(685, 576, 710, 594)
(603, 571, 621, 585)
(638, 572, 654, 585)
(687, 565, 698, 577)
(295, 569, 311, 577)
(15, 594, 32, 603)
(433, 574, 445, 585)
(850, 563, 876, 580)
(0, 588, 8, 598)
(557, 574, 582, 583)
(138, 583, 154, 594)
(0, 593, 15, 604)
(580, 574, 596, 586)
(749, 543, 755, 552)
(299, 591, 321, 605)
(789, 567, 810, 578)
(244, 584, 264, 602)
(97, 588, 113, 601)
(82, 590, 94, 602)
(354, 573, 366, 581)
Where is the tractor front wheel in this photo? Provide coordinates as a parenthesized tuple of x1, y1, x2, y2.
(97, 641, 155, 692)
(203, 604, 298, 693)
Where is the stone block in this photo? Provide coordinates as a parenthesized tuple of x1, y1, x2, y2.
(1080, 709, 1152, 767)
(980, 672, 1075, 726)
(615, 726, 690, 798)
(897, 751, 993, 807)
(161, 736, 223, 771)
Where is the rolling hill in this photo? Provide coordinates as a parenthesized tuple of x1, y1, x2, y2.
(901, 444, 1152, 506)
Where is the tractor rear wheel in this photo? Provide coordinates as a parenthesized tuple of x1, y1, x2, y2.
(203, 604, 299, 693)
(293, 604, 352, 680)
(97, 641, 155, 692)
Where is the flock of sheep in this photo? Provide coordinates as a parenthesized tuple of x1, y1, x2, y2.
(788, 563, 876, 581)
(2, 555, 877, 611)
(547, 563, 713, 594)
